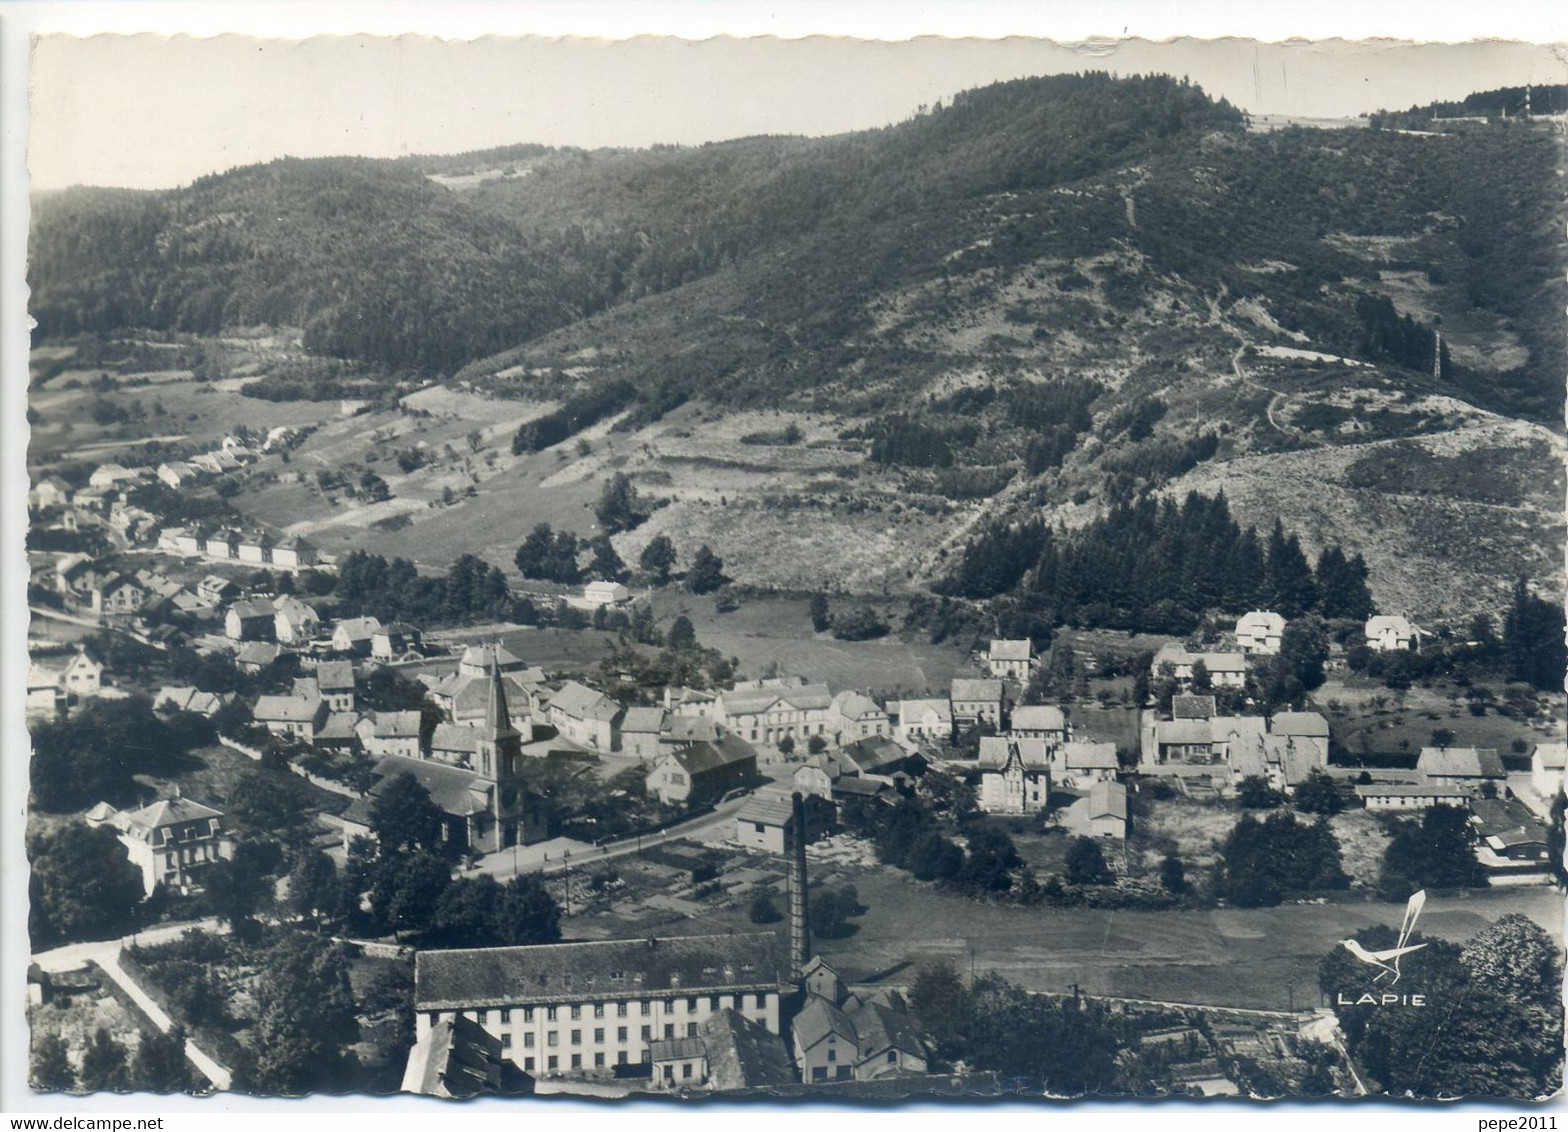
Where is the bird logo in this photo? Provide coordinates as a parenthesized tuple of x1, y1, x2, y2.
(1340, 890, 1427, 985)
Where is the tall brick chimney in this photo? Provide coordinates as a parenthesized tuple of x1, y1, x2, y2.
(789, 791, 811, 980)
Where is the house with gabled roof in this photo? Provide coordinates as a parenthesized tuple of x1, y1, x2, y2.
(153, 686, 234, 718)
(546, 680, 624, 751)
(225, 598, 277, 641)
(827, 690, 889, 744)
(891, 698, 952, 745)
(620, 706, 668, 761)
(1009, 703, 1067, 745)
(733, 787, 833, 854)
(1235, 611, 1286, 655)
(29, 474, 71, 511)
(271, 535, 318, 570)
(1057, 740, 1120, 788)
(792, 958, 928, 1084)
(273, 595, 321, 645)
(371, 621, 423, 662)
(949, 678, 1005, 730)
(1417, 747, 1506, 795)
(253, 691, 328, 743)
(977, 739, 1049, 815)
(331, 616, 383, 656)
(401, 1014, 535, 1099)
(648, 1007, 796, 1092)
(1269, 711, 1330, 763)
(315, 659, 357, 712)
(91, 573, 145, 616)
(984, 639, 1036, 681)
(1088, 780, 1128, 839)
(647, 734, 759, 806)
(1366, 615, 1419, 653)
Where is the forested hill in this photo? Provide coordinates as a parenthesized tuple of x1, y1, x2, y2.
(28, 72, 1566, 422)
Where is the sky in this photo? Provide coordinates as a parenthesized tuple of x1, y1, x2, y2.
(25, 31, 1568, 191)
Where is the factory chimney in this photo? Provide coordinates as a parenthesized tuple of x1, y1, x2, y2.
(789, 791, 811, 980)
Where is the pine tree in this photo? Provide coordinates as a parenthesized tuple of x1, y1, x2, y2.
(1265, 520, 1317, 616)
(687, 545, 727, 594)
(588, 535, 626, 582)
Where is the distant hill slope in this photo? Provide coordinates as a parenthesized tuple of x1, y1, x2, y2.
(28, 73, 1566, 613)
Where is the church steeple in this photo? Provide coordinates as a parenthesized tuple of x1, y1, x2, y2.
(482, 645, 520, 741)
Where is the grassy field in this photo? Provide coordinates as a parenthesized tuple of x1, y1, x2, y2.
(1315, 675, 1564, 762)
(649, 591, 980, 696)
(810, 867, 1561, 1009)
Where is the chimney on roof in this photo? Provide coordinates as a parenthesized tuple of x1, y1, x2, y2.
(789, 791, 811, 981)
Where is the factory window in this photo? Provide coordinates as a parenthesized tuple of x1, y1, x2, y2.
(501, 1009, 511, 1024)
(524, 1057, 535, 1072)
(501, 1034, 511, 1050)
(546, 1007, 557, 1022)
(595, 1053, 605, 1068)
(617, 1003, 628, 1018)
(571, 1055, 582, 1070)
(571, 1030, 581, 1045)
(682, 1063, 694, 1079)
(687, 1023, 698, 1038)
(547, 1056, 558, 1072)
(664, 1024, 675, 1040)
(547, 1032, 558, 1047)
(524, 1008, 535, 1023)
(571, 1005, 582, 1021)
(617, 1052, 628, 1066)
(524, 1033, 535, 1048)
(594, 1004, 605, 1019)
(687, 996, 698, 1012)
(594, 1028, 604, 1044)
(617, 1027, 627, 1042)
(641, 1026, 651, 1041)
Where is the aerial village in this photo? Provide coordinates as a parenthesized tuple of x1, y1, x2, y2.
(24, 446, 1566, 1100)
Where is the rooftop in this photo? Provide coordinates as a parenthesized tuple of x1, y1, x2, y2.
(416, 933, 789, 1010)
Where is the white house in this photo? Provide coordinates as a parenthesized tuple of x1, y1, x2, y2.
(1088, 780, 1128, 839)
(1354, 782, 1472, 812)
(1235, 611, 1286, 655)
(827, 691, 889, 744)
(96, 796, 231, 896)
(977, 739, 1050, 815)
(583, 580, 631, 607)
(984, 639, 1035, 681)
(1531, 743, 1567, 799)
(332, 616, 383, 656)
(1366, 615, 1419, 652)
(892, 698, 952, 744)
(273, 596, 321, 645)
(271, 536, 319, 570)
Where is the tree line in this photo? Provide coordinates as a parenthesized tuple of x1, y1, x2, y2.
(939, 490, 1373, 636)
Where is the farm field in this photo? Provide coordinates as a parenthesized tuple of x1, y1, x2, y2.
(811, 869, 1562, 1010)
